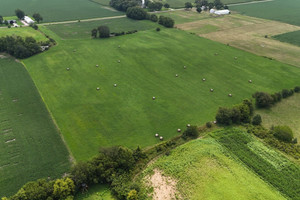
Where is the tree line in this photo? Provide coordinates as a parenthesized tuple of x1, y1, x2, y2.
(185, 0, 229, 13)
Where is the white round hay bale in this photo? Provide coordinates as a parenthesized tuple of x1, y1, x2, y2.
(184, 66, 187, 69)
(96, 87, 100, 90)
(160, 136, 163, 140)
(118, 60, 120, 63)
(177, 129, 181, 132)
(210, 89, 214, 92)
(152, 96, 156, 100)
(175, 74, 178, 77)
(114, 84, 117, 87)
(228, 94, 232, 97)
(249, 80, 252, 83)
(202, 78, 206, 81)
(155, 133, 159, 137)
(118, 45, 120, 48)
(96, 64, 99, 67)
(215, 53, 218, 56)
(187, 124, 191, 127)
(213, 120, 217, 124)
(234, 57, 238, 60)
(66, 68, 70, 71)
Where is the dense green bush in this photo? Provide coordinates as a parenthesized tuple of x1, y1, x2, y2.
(126, 7, 147, 20)
(272, 126, 294, 143)
(182, 126, 199, 139)
(148, 2, 163, 11)
(150, 14, 158, 22)
(98, 26, 110, 38)
(252, 114, 262, 125)
(253, 92, 274, 108)
(294, 86, 300, 93)
(281, 89, 294, 98)
(158, 16, 175, 28)
(206, 121, 212, 128)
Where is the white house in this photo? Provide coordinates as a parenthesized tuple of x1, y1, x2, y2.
(210, 9, 230, 15)
(24, 16, 34, 24)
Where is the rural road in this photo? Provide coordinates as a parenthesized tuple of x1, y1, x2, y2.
(229, 0, 274, 7)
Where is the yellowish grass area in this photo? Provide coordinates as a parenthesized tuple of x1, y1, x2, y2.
(256, 93, 300, 140)
(176, 12, 300, 67)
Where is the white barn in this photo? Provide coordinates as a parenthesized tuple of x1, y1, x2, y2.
(210, 9, 230, 15)
(24, 16, 34, 24)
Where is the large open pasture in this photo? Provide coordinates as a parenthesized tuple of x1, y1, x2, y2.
(0, 0, 122, 23)
(0, 57, 70, 197)
(23, 27, 300, 161)
(142, 136, 286, 199)
(46, 18, 162, 40)
(230, 0, 300, 26)
(256, 93, 300, 140)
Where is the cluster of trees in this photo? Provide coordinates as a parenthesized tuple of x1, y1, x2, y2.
(185, 0, 228, 13)
(158, 15, 174, 28)
(15, 9, 25, 19)
(32, 13, 43, 23)
(126, 7, 147, 20)
(91, 25, 138, 38)
(109, 0, 140, 12)
(253, 86, 300, 108)
(3, 178, 75, 200)
(147, 1, 163, 11)
(215, 99, 254, 125)
(5, 146, 147, 200)
(0, 36, 43, 58)
(182, 126, 199, 139)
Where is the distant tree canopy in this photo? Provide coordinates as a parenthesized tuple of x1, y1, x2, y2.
(126, 7, 147, 20)
(110, 0, 140, 12)
(185, 2, 193, 9)
(164, 3, 170, 8)
(15, 9, 25, 19)
(147, 2, 163, 11)
(98, 26, 110, 38)
(272, 126, 294, 143)
(0, 36, 44, 58)
(0, 16, 3, 24)
(32, 13, 43, 23)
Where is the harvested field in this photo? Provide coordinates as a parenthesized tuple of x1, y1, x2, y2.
(177, 14, 300, 67)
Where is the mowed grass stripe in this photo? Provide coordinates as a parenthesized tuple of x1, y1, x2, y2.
(0, 58, 70, 197)
(24, 28, 300, 161)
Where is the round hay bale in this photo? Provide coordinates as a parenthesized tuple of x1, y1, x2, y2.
(96, 87, 100, 90)
(152, 96, 156, 100)
(160, 136, 163, 140)
(155, 133, 159, 137)
(215, 53, 218, 56)
(177, 129, 181, 132)
(184, 66, 187, 69)
(202, 78, 206, 81)
(249, 80, 252, 83)
(213, 120, 217, 124)
(210, 88, 214, 92)
(96, 64, 99, 67)
(118, 60, 120, 63)
(66, 68, 70, 71)
(114, 84, 117, 87)
(228, 93, 232, 97)
(175, 74, 178, 77)
(73, 49, 76, 52)
(234, 57, 238, 60)
(118, 45, 120, 48)
(187, 124, 191, 127)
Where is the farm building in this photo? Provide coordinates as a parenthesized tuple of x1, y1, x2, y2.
(6, 20, 16, 24)
(210, 9, 231, 15)
(24, 16, 34, 24)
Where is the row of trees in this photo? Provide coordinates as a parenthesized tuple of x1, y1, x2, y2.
(185, 0, 228, 12)
(109, 0, 140, 12)
(253, 86, 300, 108)
(0, 36, 43, 58)
(15, 9, 43, 22)
(91, 25, 138, 38)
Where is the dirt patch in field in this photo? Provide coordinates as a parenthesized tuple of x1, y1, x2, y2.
(146, 169, 178, 200)
(177, 14, 300, 67)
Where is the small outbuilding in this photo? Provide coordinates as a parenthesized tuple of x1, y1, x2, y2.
(210, 9, 230, 15)
(24, 16, 34, 24)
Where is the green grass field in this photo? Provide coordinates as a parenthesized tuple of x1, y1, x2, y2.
(256, 93, 300, 140)
(23, 27, 300, 161)
(90, 0, 111, 6)
(230, 0, 300, 26)
(0, 0, 122, 23)
(0, 27, 48, 41)
(0, 57, 70, 197)
(46, 18, 162, 40)
(143, 136, 286, 199)
(75, 184, 114, 200)
(274, 30, 300, 47)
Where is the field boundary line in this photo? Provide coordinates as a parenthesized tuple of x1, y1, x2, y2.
(229, 0, 274, 6)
